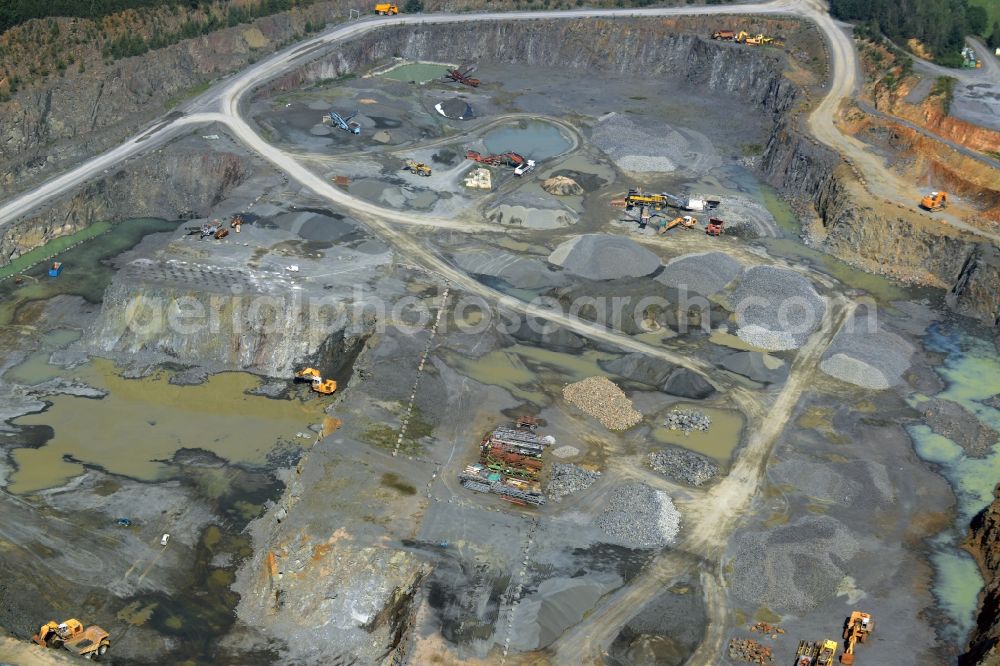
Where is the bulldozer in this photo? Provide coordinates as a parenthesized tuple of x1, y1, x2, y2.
(295, 368, 337, 395)
(33, 619, 110, 660)
(404, 160, 432, 177)
(920, 191, 948, 211)
(658, 215, 698, 234)
(745, 33, 774, 46)
(840, 611, 874, 664)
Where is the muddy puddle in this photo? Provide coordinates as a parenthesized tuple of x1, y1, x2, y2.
(483, 120, 571, 160)
(442, 344, 618, 405)
(651, 403, 745, 466)
(906, 324, 1000, 643)
(8, 359, 324, 494)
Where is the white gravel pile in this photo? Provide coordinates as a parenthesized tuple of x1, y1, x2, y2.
(656, 251, 743, 296)
(563, 376, 642, 431)
(551, 445, 581, 458)
(819, 317, 914, 390)
(731, 266, 826, 350)
(548, 234, 660, 280)
(596, 483, 680, 549)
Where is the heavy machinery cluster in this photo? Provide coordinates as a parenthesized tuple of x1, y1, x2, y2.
(712, 29, 784, 46)
(32, 618, 111, 660)
(185, 214, 245, 240)
(466, 150, 536, 176)
(619, 188, 725, 235)
(796, 611, 874, 666)
(459, 417, 551, 506)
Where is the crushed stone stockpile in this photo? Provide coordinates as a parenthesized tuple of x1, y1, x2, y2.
(730, 266, 826, 350)
(649, 447, 719, 486)
(548, 234, 660, 280)
(730, 515, 860, 612)
(662, 408, 711, 435)
(547, 463, 601, 501)
(563, 376, 642, 431)
(451, 249, 567, 290)
(590, 112, 719, 174)
(542, 175, 584, 196)
(656, 251, 743, 297)
(596, 483, 680, 549)
(819, 317, 914, 390)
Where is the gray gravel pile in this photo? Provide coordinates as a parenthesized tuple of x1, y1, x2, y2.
(662, 409, 711, 434)
(719, 350, 787, 384)
(819, 317, 913, 390)
(648, 447, 719, 486)
(730, 515, 860, 612)
(655, 251, 743, 296)
(591, 113, 679, 173)
(547, 463, 601, 501)
(548, 234, 660, 280)
(731, 266, 825, 350)
(452, 250, 568, 290)
(595, 483, 680, 549)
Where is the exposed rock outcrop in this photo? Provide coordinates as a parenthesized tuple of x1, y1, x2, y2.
(962, 485, 1000, 665)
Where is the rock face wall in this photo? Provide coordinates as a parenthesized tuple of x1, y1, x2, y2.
(761, 120, 999, 326)
(0, 2, 350, 197)
(257, 19, 798, 116)
(963, 485, 1000, 665)
(0, 146, 251, 265)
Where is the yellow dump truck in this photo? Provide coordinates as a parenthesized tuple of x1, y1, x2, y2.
(33, 619, 111, 660)
(374, 3, 399, 14)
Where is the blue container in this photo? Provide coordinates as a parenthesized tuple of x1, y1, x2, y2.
(48, 261, 63, 277)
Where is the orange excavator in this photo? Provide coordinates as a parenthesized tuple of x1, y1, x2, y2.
(840, 611, 874, 664)
(658, 215, 698, 234)
(919, 191, 948, 211)
(295, 368, 337, 395)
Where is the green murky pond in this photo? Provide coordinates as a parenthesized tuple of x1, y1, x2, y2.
(8, 359, 323, 494)
(908, 325, 1000, 643)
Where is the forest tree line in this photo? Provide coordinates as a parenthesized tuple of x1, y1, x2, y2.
(830, 0, 993, 65)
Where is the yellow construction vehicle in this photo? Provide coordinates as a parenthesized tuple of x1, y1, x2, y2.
(745, 33, 773, 46)
(920, 190, 948, 211)
(624, 188, 669, 210)
(840, 611, 874, 664)
(734, 31, 751, 43)
(295, 368, 337, 395)
(374, 3, 398, 14)
(404, 160, 432, 177)
(658, 215, 698, 234)
(33, 619, 110, 660)
(817, 639, 839, 666)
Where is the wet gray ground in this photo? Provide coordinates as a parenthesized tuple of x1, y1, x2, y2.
(0, 49, 975, 666)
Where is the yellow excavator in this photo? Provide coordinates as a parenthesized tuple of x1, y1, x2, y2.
(33, 619, 110, 660)
(840, 611, 874, 664)
(745, 33, 774, 46)
(734, 30, 751, 43)
(658, 215, 698, 234)
(295, 368, 337, 395)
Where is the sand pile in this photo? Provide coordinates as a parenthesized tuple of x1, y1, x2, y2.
(731, 266, 825, 350)
(548, 234, 660, 280)
(542, 176, 584, 196)
(562, 376, 642, 430)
